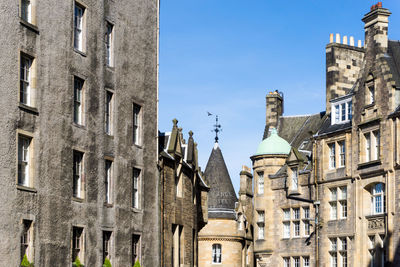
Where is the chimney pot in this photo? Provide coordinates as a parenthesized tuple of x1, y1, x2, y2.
(336, 33, 340, 43)
(343, 36, 348, 45)
(350, 36, 355, 46)
(358, 40, 362, 48)
(377, 2, 382, 8)
(329, 33, 334, 43)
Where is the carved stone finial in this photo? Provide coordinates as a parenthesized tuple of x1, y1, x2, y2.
(189, 131, 193, 137)
(172, 118, 178, 127)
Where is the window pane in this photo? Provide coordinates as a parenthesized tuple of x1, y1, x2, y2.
(74, 78, 84, 125)
(283, 209, 290, 220)
(133, 104, 141, 145)
(335, 105, 339, 123)
(329, 143, 336, 169)
(341, 103, 346, 121)
(348, 101, 352, 120)
(291, 168, 298, 190)
(74, 4, 84, 50)
(258, 172, 264, 194)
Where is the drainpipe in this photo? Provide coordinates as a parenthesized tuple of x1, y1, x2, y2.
(156, 0, 161, 265)
(313, 139, 320, 267)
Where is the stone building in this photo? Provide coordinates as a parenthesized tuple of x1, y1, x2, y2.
(0, 0, 159, 266)
(251, 3, 400, 267)
(158, 119, 210, 267)
(198, 140, 254, 267)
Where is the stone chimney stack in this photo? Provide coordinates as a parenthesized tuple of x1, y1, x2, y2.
(265, 90, 283, 132)
(239, 165, 253, 199)
(362, 2, 391, 54)
(325, 33, 365, 113)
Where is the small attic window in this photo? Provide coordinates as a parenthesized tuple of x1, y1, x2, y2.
(300, 141, 309, 150)
(331, 98, 352, 125)
(365, 74, 375, 105)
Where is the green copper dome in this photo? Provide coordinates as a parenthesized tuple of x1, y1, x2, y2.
(255, 128, 291, 156)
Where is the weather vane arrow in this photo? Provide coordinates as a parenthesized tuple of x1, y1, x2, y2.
(207, 112, 222, 143)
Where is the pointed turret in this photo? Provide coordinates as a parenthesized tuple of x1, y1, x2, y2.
(204, 142, 238, 219)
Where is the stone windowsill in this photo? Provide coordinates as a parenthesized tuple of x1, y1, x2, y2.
(131, 207, 143, 213)
(20, 19, 39, 34)
(16, 185, 37, 193)
(18, 103, 39, 115)
(358, 159, 381, 169)
(72, 197, 84, 203)
(365, 213, 386, 219)
(72, 122, 86, 130)
(74, 48, 87, 57)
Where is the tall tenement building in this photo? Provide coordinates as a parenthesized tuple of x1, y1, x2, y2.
(251, 3, 400, 267)
(0, 0, 159, 266)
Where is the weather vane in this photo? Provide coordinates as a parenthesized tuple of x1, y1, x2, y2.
(207, 112, 222, 143)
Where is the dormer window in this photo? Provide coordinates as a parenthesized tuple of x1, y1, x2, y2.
(331, 98, 352, 125)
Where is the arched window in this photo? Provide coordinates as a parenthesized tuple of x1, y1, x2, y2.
(371, 183, 385, 215)
(212, 244, 222, 264)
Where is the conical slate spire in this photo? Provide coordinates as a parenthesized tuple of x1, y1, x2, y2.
(204, 142, 238, 219)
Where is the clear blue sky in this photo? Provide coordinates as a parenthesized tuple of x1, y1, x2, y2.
(159, 0, 400, 193)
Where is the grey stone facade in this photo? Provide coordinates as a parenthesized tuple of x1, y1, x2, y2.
(159, 119, 209, 267)
(0, 0, 159, 266)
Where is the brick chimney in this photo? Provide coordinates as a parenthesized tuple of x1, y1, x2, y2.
(362, 2, 391, 54)
(265, 90, 283, 130)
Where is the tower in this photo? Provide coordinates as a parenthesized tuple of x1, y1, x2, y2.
(198, 140, 252, 267)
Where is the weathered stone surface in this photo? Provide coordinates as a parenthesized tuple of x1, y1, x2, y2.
(0, 0, 159, 266)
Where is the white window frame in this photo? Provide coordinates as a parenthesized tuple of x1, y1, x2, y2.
(105, 90, 113, 135)
(21, 0, 32, 23)
(18, 135, 31, 187)
(373, 130, 380, 161)
(293, 257, 300, 267)
(20, 54, 33, 106)
(74, 3, 85, 51)
(73, 77, 84, 125)
(291, 167, 298, 190)
(283, 222, 290, 239)
(133, 103, 141, 145)
(331, 98, 352, 125)
(303, 207, 311, 236)
(330, 187, 347, 220)
(258, 172, 264, 195)
(73, 151, 84, 199)
(105, 160, 113, 204)
(338, 141, 346, 167)
(363, 129, 380, 163)
(257, 210, 265, 240)
(106, 22, 114, 67)
(212, 244, 222, 264)
(283, 257, 290, 267)
(371, 183, 384, 215)
(293, 208, 300, 237)
(303, 256, 310, 267)
(132, 168, 141, 209)
(329, 143, 336, 169)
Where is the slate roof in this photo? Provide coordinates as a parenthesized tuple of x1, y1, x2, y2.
(204, 143, 238, 220)
(316, 117, 352, 136)
(386, 40, 400, 87)
(263, 113, 326, 153)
